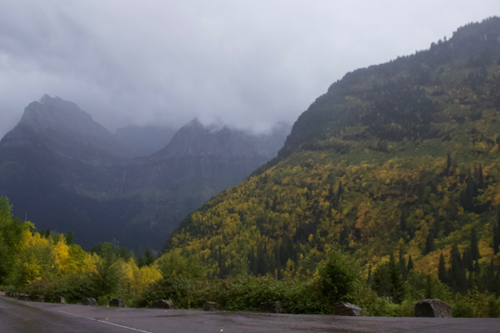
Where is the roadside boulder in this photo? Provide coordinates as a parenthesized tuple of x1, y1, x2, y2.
(415, 299, 452, 318)
(58, 296, 66, 304)
(110, 298, 125, 308)
(260, 302, 281, 313)
(332, 302, 363, 316)
(203, 301, 219, 311)
(151, 300, 175, 309)
(82, 298, 97, 306)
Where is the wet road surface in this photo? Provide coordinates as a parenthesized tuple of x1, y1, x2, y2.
(1, 295, 499, 333)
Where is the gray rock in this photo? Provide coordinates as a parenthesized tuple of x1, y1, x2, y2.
(203, 301, 219, 311)
(260, 302, 281, 313)
(332, 302, 363, 316)
(415, 299, 453, 318)
(32, 295, 44, 302)
(151, 300, 175, 309)
(58, 296, 65, 304)
(110, 298, 125, 308)
(82, 298, 97, 306)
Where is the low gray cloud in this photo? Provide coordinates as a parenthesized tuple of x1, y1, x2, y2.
(1, 0, 499, 137)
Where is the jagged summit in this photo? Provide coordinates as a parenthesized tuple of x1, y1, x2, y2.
(0, 96, 289, 252)
(2, 95, 129, 163)
(153, 118, 277, 159)
(20, 95, 94, 130)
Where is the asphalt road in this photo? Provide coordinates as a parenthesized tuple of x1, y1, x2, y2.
(1, 295, 499, 333)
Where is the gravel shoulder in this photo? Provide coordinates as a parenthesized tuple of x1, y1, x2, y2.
(1, 295, 499, 333)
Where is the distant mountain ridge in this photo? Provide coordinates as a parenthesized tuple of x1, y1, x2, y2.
(0, 95, 290, 252)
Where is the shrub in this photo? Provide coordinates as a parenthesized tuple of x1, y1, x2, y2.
(134, 275, 196, 308)
(316, 245, 361, 305)
(452, 289, 500, 318)
(24, 273, 95, 303)
(156, 250, 206, 279)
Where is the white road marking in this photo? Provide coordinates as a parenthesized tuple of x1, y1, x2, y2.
(58, 310, 153, 333)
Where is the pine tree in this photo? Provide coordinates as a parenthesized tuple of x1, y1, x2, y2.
(470, 228, 480, 262)
(450, 244, 467, 294)
(144, 247, 155, 266)
(425, 274, 433, 299)
(423, 231, 435, 255)
(474, 261, 480, 274)
(66, 230, 75, 245)
(400, 207, 408, 233)
(477, 164, 485, 190)
(389, 253, 404, 304)
(137, 256, 146, 268)
(438, 252, 447, 283)
(248, 248, 256, 275)
(339, 226, 350, 248)
(467, 271, 475, 291)
(337, 181, 344, 198)
(462, 248, 473, 271)
(494, 209, 500, 255)
(461, 169, 477, 212)
(485, 258, 496, 292)
(446, 153, 452, 176)
(407, 255, 414, 271)
(399, 247, 407, 280)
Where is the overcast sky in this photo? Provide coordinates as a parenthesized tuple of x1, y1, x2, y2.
(1, 1, 499, 138)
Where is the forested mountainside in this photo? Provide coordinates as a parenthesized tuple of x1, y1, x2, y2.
(0, 96, 289, 252)
(164, 17, 500, 295)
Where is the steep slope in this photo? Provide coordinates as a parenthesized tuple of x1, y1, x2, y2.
(163, 17, 500, 282)
(0, 99, 289, 252)
(2, 95, 129, 164)
(115, 119, 290, 250)
(0, 95, 138, 248)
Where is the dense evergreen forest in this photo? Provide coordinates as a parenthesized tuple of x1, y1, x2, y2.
(2, 18, 500, 317)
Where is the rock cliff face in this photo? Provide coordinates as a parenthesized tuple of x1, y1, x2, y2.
(0, 96, 290, 252)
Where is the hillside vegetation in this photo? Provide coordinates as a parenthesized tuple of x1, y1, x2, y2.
(3, 18, 500, 318)
(163, 17, 500, 299)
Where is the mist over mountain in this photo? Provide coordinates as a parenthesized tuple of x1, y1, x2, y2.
(163, 18, 500, 290)
(114, 125, 178, 157)
(0, 95, 290, 252)
(2, 95, 130, 164)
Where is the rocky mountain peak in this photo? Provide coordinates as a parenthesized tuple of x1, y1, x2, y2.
(2, 95, 129, 163)
(153, 118, 270, 159)
(20, 95, 94, 133)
